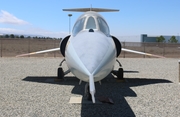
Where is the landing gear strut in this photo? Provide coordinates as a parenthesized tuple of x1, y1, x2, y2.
(111, 59, 125, 81)
(57, 67, 64, 79)
(117, 68, 124, 80)
(57, 59, 65, 79)
(57, 59, 70, 80)
(84, 83, 92, 101)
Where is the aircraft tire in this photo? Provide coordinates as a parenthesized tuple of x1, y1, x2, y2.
(57, 68, 64, 79)
(117, 68, 124, 79)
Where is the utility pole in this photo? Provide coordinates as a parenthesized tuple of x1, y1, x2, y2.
(68, 14, 72, 34)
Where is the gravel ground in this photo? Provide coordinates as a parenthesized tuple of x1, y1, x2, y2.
(0, 57, 180, 117)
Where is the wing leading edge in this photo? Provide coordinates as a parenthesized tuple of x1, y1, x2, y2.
(122, 48, 165, 58)
(16, 48, 60, 57)
(16, 47, 165, 58)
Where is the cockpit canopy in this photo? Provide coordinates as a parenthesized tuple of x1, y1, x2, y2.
(72, 12, 110, 37)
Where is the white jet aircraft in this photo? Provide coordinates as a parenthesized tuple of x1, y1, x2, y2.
(17, 8, 164, 103)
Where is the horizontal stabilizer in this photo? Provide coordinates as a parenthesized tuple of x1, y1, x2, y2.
(63, 8, 119, 12)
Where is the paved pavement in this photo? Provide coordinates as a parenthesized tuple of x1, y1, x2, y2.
(0, 58, 180, 117)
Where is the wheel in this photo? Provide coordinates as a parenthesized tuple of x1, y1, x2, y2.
(57, 67, 64, 79)
(117, 68, 124, 79)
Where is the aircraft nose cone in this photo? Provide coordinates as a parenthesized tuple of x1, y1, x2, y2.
(71, 32, 115, 74)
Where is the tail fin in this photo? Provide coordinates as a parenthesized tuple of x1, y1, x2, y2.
(63, 8, 119, 12)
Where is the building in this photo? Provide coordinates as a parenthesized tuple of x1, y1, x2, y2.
(141, 34, 180, 43)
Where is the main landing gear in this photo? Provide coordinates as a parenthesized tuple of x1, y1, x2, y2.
(111, 59, 125, 82)
(57, 59, 70, 80)
(58, 67, 64, 79)
(57, 59, 65, 80)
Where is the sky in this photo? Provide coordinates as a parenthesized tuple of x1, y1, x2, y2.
(0, 0, 179, 42)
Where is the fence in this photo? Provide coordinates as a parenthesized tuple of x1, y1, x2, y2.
(0, 38, 180, 58)
(0, 38, 62, 57)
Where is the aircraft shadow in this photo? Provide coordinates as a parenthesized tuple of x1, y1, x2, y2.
(23, 75, 172, 117)
(124, 70, 139, 73)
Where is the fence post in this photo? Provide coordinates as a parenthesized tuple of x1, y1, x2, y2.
(123, 41, 125, 58)
(1, 39, 2, 57)
(54, 39, 56, 58)
(163, 42, 165, 57)
(179, 60, 180, 84)
(143, 42, 145, 58)
(28, 39, 30, 57)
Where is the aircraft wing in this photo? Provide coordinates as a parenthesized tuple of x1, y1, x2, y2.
(122, 48, 165, 58)
(16, 48, 60, 57)
(16, 47, 164, 58)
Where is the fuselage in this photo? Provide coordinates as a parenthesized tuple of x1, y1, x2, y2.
(65, 11, 117, 82)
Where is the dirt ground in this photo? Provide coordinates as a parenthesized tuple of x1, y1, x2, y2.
(0, 38, 180, 58)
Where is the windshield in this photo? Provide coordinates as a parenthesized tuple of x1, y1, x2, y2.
(72, 17, 85, 36)
(97, 17, 110, 36)
(86, 16, 96, 29)
(72, 13, 110, 37)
